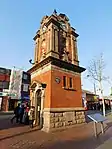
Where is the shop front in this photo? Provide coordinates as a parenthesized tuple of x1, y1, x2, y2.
(82, 90, 99, 110)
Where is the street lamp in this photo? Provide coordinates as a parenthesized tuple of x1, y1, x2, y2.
(29, 59, 35, 65)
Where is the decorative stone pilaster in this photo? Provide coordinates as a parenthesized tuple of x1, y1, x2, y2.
(50, 24, 54, 51)
(46, 30, 50, 54)
(34, 37, 40, 63)
(71, 35, 75, 64)
(74, 39, 78, 62)
(40, 89, 45, 128)
(30, 90, 35, 106)
(34, 43, 37, 63)
(54, 29, 58, 53)
(42, 111, 51, 132)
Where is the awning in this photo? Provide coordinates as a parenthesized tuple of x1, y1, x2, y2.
(103, 96, 112, 100)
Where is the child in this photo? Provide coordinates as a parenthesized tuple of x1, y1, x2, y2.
(28, 106, 35, 128)
(24, 106, 30, 125)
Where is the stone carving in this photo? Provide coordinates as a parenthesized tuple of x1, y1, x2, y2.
(41, 49, 46, 58)
(62, 48, 70, 62)
(40, 39, 46, 60)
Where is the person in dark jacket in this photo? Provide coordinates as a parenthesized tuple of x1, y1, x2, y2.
(11, 103, 20, 123)
(19, 105, 25, 124)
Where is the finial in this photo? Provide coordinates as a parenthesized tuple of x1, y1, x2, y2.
(53, 9, 57, 15)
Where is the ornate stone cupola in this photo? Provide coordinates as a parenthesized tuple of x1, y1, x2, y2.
(33, 10, 79, 66)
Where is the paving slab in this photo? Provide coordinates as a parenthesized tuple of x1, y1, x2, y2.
(1, 112, 112, 149)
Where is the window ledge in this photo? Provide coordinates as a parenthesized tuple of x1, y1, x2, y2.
(62, 87, 76, 91)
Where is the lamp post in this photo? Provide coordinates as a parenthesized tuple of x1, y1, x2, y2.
(99, 83, 105, 117)
(29, 59, 35, 65)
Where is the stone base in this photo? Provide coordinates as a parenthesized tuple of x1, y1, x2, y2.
(42, 108, 86, 132)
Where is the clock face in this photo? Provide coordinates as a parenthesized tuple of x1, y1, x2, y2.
(42, 25, 47, 32)
(62, 23, 66, 30)
(60, 21, 67, 30)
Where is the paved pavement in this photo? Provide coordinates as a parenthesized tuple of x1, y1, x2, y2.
(0, 111, 112, 149)
(96, 137, 112, 149)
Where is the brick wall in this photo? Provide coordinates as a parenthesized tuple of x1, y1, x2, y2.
(32, 70, 52, 108)
(31, 65, 83, 109)
(51, 69, 82, 108)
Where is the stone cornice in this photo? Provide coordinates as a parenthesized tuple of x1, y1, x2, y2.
(27, 57, 51, 74)
(50, 57, 86, 73)
(33, 33, 40, 41)
(44, 107, 85, 112)
(27, 56, 86, 74)
(45, 17, 60, 28)
(71, 27, 79, 38)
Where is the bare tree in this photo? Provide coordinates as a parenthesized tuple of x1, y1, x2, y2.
(88, 53, 107, 83)
(87, 53, 107, 116)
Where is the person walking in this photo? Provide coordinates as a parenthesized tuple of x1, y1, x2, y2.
(24, 105, 30, 125)
(19, 104, 24, 124)
(11, 103, 20, 123)
(28, 106, 35, 128)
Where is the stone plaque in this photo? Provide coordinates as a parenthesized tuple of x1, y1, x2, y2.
(55, 77, 61, 84)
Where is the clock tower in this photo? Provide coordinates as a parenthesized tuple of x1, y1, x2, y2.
(28, 11, 86, 132)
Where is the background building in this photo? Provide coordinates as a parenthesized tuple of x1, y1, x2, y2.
(82, 89, 99, 110)
(21, 71, 31, 101)
(28, 11, 86, 132)
(8, 68, 31, 110)
(0, 67, 31, 111)
(0, 67, 11, 111)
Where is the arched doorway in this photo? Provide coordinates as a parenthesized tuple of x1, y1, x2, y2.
(30, 81, 46, 129)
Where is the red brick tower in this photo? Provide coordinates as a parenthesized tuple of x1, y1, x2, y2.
(28, 11, 86, 132)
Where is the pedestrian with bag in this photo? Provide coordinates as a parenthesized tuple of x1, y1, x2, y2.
(11, 103, 20, 123)
(28, 106, 35, 128)
(19, 104, 25, 124)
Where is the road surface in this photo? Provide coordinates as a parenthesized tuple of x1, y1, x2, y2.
(0, 111, 112, 149)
